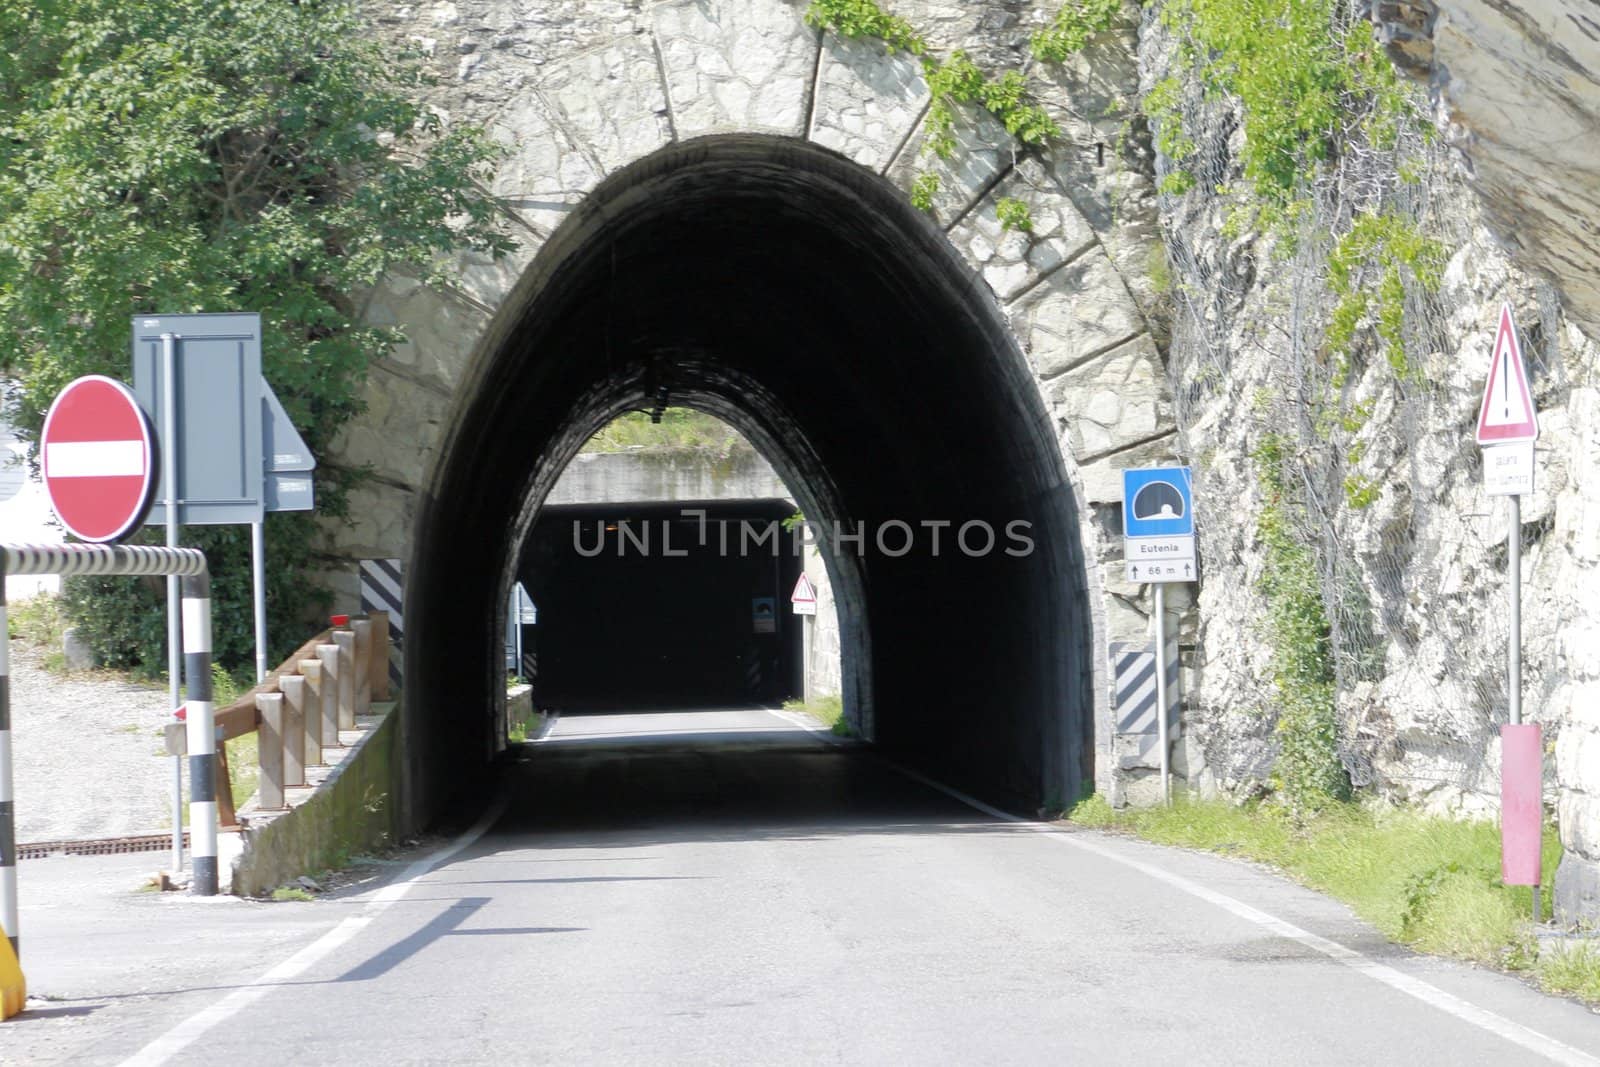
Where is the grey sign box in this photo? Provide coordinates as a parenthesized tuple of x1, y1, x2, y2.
(265, 472, 315, 512)
(132, 313, 263, 525)
(263, 385, 314, 472)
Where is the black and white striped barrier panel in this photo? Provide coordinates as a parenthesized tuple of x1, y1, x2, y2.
(1111, 641, 1180, 768)
(0, 543, 219, 959)
(359, 558, 402, 692)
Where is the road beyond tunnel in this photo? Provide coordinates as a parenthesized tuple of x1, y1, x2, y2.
(407, 135, 1095, 825)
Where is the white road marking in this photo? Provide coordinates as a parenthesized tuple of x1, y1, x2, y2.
(118, 790, 510, 1067)
(891, 764, 1600, 1067)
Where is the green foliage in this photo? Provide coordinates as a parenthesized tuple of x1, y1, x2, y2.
(1326, 209, 1448, 375)
(271, 885, 314, 902)
(910, 171, 940, 212)
(1032, 0, 1123, 62)
(995, 197, 1034, 233)
(780, 509, 806, 532)
(0, 0, 511, 674)
(6, 594, 66, 646)
(1150, 0, 1421, 216)
(1252, 434, 1350, 809)
(803, 0, 924, 54)
(783, 693, 851, 737)
(807, 2, 1058, 165)
(582, 408, 745, 454)
(1066, 798, 1563, 973)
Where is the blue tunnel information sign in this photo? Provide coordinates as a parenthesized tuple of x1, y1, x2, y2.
(1122, 466, 1196, 583)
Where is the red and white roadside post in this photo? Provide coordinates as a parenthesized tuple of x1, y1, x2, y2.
(1476, 302, 1543, 921)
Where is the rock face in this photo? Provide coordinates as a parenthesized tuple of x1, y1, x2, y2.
(1375, 0, 1600, 339)
(1146, 1, 1600, 916)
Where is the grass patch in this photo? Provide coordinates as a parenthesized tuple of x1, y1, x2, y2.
(7, 593, 66, 646)
(1065, 796, 1597, 1001)
(271, 886, 314, 903)
(783, 694, 851, 737)
(1539, 941, 1600, 1004)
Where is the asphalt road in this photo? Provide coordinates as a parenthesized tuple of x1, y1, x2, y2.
(12, 708, 1600, 1065)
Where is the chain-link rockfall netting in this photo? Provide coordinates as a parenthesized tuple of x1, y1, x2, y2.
(1146, 0, 1589, 810)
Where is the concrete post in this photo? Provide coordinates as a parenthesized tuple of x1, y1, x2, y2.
(0, 564, 15, 956)
(279, 682, 305, 789)
(369, 612, 391, 702)
(333, 630, 356, 730)
(282, 673, 319, 770)
(316, 644, 340, 747)
(352, 620, 372, 716)
(256, 693, 285, 811)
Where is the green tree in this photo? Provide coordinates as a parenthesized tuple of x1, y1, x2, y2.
(0, 0, 513, 673)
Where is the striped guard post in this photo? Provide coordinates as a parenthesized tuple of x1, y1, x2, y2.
(181, 572, 219, 896)
(0, 559, 15, 957)
(359, 558, 403, 691)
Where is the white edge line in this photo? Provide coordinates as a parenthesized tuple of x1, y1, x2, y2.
(887, 763, 1600, 1067)
(117, 789, 511, 1067)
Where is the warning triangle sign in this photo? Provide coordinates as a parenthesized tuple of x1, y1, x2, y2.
(1476, 303, 1538, 445)
(791, 574, 817, 604)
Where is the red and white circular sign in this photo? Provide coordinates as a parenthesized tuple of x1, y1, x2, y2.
(40, 375, 156, 543)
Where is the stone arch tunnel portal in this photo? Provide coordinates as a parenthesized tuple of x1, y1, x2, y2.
(408, 136, 1094, 816)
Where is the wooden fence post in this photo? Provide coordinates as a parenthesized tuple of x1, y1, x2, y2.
(317, 643, 341, 747)
(352, 619, 372, 717)
(280, 677, 305, 789)
(333, 630, 356, 730)
(256, 693, 285, 811)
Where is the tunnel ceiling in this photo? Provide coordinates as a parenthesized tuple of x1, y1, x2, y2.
(409, 135, 1094, 813)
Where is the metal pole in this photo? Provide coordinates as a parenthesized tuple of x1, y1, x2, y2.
(1509, 493, 1522, 727)
(181, 572, 218, 895)
(162, 332, 183, 873)
(1154, 582, 1170, 806)
(1509, 493, 1537, 920)
(251, 520, 268, 684)
(0, 557, 17, 957)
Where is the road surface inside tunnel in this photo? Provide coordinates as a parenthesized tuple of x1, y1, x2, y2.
(106, 709, 1600, 1066)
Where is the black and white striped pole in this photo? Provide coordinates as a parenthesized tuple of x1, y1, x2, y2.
(0, 544, 218, 955)
(181, 571, 218, 894)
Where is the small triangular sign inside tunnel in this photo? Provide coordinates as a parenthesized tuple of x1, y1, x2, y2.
(1476, 303, 1539, 445)
(791, 574, 816, 605)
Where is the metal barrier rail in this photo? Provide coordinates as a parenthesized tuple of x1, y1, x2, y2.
(0, 543, 215, 960)
(163, 613, 390, 818)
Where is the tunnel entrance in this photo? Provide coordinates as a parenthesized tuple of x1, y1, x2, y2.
(410, 135, 1094, 818)
(521, 499, 804, 710)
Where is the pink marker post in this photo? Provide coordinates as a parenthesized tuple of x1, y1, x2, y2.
(1501, 724, 1543, 919)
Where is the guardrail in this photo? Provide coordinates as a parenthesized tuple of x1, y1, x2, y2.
(1, 543, 216, 962)
(164, 612, 390, 821)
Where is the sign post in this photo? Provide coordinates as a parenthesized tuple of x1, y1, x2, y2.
(1123, 466, 1197, 805)
(1476, 302, 1542, 920)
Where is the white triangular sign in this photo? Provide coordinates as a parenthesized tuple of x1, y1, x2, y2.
(790, 574, 816, 604)
(1476, 303, 1538, 444)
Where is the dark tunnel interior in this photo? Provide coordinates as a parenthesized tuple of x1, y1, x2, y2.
(408, 134, 1094, 819)
(520, 499, 804, 710)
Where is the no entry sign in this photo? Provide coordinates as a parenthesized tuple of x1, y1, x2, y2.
(40, 375, 156, 543)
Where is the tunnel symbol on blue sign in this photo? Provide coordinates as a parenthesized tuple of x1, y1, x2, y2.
(1122, 467, 1194, 538)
